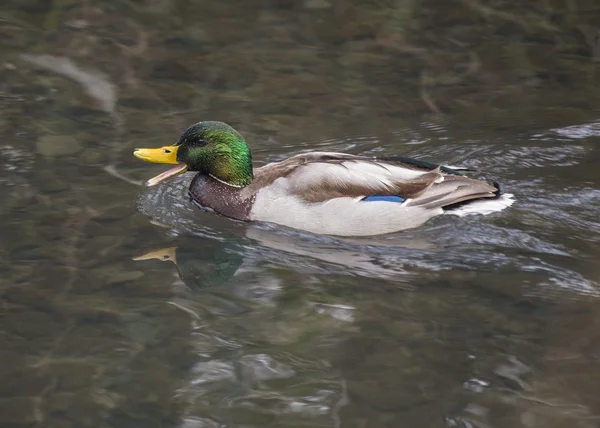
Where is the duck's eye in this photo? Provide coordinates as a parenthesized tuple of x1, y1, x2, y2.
(164, 149, 171, 154)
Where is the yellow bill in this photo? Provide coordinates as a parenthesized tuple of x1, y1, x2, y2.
(133, 145, 188, 186)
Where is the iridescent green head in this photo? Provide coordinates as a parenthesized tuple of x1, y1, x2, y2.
(133, 121, 253, 187)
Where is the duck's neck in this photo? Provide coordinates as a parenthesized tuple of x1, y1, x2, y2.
(206, 144, 253, 187)
(211, 160, 252, 186)
(189, 174, 253, 221)
(209, 173, 246, 188)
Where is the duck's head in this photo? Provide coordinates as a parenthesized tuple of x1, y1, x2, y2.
(134, 121, 253, 187)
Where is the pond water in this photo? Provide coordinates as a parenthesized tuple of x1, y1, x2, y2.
(2, 1, 600, 427)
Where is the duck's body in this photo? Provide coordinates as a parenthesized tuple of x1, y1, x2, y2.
(189, 152, 502, 236)
(134, 121, 513, 236)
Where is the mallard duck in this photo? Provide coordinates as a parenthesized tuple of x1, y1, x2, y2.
(133, 121, 512, 236)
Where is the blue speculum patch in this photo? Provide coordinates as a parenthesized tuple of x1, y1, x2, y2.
(362, 195, 406, 203)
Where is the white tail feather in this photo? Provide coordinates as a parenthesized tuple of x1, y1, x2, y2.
(444, 193, 515, 217)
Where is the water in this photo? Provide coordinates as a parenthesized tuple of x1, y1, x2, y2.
(2, 1, 600, 427)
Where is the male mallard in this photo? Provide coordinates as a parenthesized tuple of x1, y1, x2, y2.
(134, 121, 512, 236)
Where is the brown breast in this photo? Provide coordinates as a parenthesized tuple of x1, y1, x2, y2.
(188, 174, 254, 221)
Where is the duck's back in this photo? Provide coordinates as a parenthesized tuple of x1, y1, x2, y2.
(245, 153, 501, 236)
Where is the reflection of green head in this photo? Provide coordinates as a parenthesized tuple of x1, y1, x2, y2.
(176, 245, 244, 289)
(134, 238, 244, 290)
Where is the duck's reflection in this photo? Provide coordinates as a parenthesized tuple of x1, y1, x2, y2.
(133, 241, 244, 291)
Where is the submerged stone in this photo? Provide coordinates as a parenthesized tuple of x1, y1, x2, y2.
(36, 135, 82, 157)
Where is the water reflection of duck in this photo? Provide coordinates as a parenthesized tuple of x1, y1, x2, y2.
(133, 121, 513, 237)
(133, 241, 244, 290)
(133, 222, 437, 293)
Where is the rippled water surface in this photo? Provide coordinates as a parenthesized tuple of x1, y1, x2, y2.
(2, 1, 600, 428)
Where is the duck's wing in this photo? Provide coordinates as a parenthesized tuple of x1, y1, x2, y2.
(251, 152, 497, 208)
